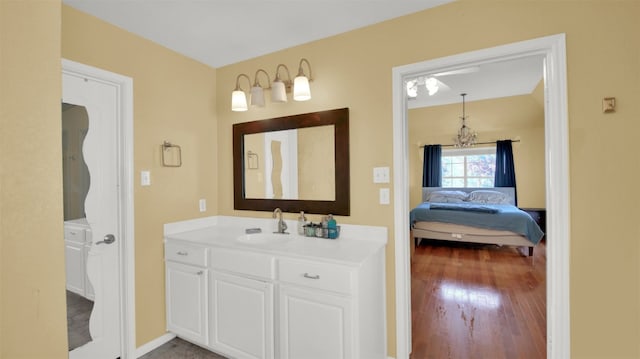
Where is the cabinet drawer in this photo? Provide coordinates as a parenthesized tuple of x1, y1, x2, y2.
(278, 259, 353, 295)
(211, 248, 274, 280)
(165, 242, 208, 267)
(64, 227, 86, 243)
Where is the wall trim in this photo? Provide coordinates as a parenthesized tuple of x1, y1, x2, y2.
(391, 34, 570, 358)
(135, 333, 176, 358)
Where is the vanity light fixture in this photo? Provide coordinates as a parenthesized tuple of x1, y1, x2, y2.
(250, 69, 271, 107)
(231, 58, 313, 112)
(293, 58, 312, 101)
(231, 74, 251, 112)
(272, 64, 291, 103)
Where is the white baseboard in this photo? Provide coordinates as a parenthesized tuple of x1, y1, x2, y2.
(135, 332, 176, 358)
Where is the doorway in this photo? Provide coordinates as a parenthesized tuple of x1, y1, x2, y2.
(62, 59, 136, 359)
(392, 34, 570, 359)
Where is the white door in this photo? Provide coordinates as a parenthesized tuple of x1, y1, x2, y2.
(63, 70, 121, 359)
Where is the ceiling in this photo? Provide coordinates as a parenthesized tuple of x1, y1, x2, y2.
(62, 0, 542, 107)
(63, 0, 453, 68)
(407, 55, 545, 109)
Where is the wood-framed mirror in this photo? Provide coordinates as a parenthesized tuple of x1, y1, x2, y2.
(233, 108, 350, 215)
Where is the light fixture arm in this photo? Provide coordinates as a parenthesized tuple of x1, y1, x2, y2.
(234, 73, 251, 91)
(274, 64, 292, 85)
(253, 69, 271, 89)
(461, 92, 467, 125)
(297, 58, 313, 81)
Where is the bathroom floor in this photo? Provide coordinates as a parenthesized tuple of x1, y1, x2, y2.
(66, 290, 93, 351)
(139, 338, 227, 359)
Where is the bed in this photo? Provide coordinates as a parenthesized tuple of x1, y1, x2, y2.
(410, 187, 544, 256)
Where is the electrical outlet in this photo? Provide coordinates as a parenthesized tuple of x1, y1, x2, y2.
(199, 199, 206, 212)
(373, 167, 390, 183)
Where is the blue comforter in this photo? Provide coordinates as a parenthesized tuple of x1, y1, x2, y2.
(410, 202, 544, 244)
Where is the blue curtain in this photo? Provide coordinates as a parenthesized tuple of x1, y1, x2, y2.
(494, 140, 517, 205)
(422, 145, 442, 187)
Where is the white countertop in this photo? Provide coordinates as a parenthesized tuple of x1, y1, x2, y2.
(164, 216, 388, 266)
(64, 217, 89, 226)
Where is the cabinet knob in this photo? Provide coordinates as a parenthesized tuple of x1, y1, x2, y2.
(303, 273, 320, 280)
(196, 271, 203, 275)
(177, 251, 188, 256)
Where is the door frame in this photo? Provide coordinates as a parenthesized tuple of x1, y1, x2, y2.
(62, 59, 136, 358)
(391, 34, 570, 358)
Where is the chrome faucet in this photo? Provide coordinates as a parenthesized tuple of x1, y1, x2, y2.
(273, 208, 288, 234)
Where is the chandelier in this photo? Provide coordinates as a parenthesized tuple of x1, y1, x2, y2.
(454, 93, 477, 148)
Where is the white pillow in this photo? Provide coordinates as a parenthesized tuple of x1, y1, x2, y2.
(426, 190, 469, 203)
(467, 190, 511, 204)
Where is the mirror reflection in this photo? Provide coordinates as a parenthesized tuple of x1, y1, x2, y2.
(233, 108, 350, 215)
(62, 103, 93, 351)
(244, 126, 335, 201)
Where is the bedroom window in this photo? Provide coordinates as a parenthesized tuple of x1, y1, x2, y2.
(442, 147, 496, 187)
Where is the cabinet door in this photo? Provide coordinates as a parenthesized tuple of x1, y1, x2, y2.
(279, 285, 352, 359)
(83, 229, 95, 300)
(65, 240, 85, 296)
(210, 271, 274, 359)
(165, 261, 208, 345)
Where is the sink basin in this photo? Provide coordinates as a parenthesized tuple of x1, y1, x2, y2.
(236, 232, 292, 244)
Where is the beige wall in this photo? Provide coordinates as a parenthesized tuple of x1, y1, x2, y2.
(0, 1, 67, 357)
(408, 94, 545, 209)
(2, 1, 639, 358)
(216, 1, 640, 357)
(298, 125, 335, 200)
(62, 6, 218, 346)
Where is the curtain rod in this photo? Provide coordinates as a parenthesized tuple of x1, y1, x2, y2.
(419, 139, 520, 148)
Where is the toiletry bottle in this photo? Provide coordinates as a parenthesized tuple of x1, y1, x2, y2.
(321, 216, 329, 238)
(327, 214, 338, 239)
(297, 211, 307, 235)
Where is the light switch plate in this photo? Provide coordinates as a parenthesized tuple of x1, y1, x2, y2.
(379, 188, 390, 205)
(140, 170, 151, 186)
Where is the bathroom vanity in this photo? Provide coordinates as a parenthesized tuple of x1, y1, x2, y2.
(64, 218, 94, 300)
(164, 216, 387, 359)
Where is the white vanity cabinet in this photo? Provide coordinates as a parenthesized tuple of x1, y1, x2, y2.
(64, 224, 86, 295)
(277, 255, 384, 359)
(209, 248, 275, 359)
(64, 219, 94, 299)
(164, 223, 386, 359)
(165, 242, 209, 345)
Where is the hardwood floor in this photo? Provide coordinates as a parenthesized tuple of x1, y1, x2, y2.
(411, 239, 546, 359)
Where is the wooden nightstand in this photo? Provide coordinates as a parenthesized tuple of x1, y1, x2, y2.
(520, 207, 546, 235)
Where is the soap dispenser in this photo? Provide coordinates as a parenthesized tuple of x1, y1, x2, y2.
(297, 211, 307, 235)
(327, 214, 338, 239)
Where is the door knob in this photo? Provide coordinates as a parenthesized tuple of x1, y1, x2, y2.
(96, 234, 116, 245)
